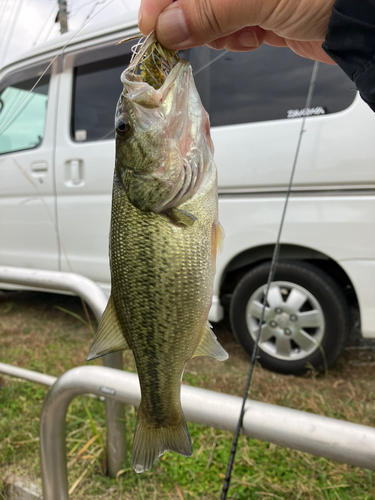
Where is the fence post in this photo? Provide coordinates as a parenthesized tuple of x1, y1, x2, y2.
(102, 352, 126, 477)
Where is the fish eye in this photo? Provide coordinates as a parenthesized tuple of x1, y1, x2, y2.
(116, 117, 130, 136)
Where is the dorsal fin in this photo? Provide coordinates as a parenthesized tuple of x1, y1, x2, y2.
(87, 295, 130, 361)
(192, 322, 228, 361)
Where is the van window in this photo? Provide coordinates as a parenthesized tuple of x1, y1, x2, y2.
(72, 55, 131, 142)
(0, 73, 50, 155)
(185, 45, 355, 127)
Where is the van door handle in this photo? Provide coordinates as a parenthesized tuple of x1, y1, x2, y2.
(31, 161, 48, 183)
(70, 160, 80, 184)
(31, 161, 48, 173)
(65, 159, 84, 186)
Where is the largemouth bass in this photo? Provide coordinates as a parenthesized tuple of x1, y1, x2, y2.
(87, 33, 227, 473)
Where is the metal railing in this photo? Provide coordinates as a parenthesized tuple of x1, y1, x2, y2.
(2, 266, 375, 499)
(0, 362, 57, 387)
(36, 365, 375, 500)
(0, 266, 125, 477)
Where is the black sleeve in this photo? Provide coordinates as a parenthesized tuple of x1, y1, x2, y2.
(322, 0, 375, 112)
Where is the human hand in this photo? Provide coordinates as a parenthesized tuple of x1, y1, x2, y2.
(138, 0, 335, 64)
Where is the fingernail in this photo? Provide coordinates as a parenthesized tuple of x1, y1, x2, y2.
(157, 5, 190, 47)
(138, 11, 143, 26)
(238, 30, 259, 48)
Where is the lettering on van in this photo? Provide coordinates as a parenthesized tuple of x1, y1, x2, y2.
(287, 107, 326, 118)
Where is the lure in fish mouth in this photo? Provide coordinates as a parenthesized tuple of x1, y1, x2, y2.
(87, 32, 227, 474)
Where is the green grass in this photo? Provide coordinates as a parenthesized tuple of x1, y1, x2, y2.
(1, 291, 375, 499)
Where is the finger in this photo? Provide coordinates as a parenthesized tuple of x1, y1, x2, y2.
(263, 30, 288, 48)
(286, 40, 337, 64)
(155, 0, 272, 50)
(206, 26, 265, 52)
(138, 0, 173, 35)
(260, 31, 335, 63)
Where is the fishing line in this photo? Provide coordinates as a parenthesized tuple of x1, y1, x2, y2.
(193, 49, 229, 77)
(43, 16, 60, 45)
(0, 0, 10, 23)
(70, 0, 102, 15)
(220, 60, 320, 500)
(32, 4, 57, 47)
(0, 94, 36, 136)
(0, 0, 119, 335)
(0, 0, 24, 68)
(84, 0, 107, 23)
(118, 0, 132, 12)
(0, 0, 116, 134)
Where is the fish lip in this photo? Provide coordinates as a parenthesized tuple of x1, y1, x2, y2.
(120, 60, 191, 113)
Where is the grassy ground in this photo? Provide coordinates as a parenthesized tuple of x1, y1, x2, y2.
(1, 291, 375, 499)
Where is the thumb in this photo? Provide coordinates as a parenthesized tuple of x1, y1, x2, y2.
(149, 0, 270, 50)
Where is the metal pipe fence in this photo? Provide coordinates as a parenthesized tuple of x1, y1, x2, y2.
(2, 266, 375, 499)
(0, 362, 57, 386)
(37, 365, 375, 500)
(0, 266, 125, 477)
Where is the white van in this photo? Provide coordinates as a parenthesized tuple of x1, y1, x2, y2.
(1, 14, 374, 374)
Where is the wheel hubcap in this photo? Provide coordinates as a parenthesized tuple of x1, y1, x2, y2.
(245, 281, 325, 361)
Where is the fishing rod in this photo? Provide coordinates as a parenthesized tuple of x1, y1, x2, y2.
(220, 60, 320, 500)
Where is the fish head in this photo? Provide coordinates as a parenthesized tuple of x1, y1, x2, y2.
(115, 56, 213, 214)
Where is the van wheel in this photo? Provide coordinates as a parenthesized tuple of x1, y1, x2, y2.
(229, 260, 350, 374)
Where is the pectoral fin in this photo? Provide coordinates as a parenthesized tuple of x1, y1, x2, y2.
(192, 322, 228, 361)
(165, 208, 197, 227)
(87, 295, 130, 361)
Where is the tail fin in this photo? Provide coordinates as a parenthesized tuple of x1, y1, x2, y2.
(132, 407, 192, 473)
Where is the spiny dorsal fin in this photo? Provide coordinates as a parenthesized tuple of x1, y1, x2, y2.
(192, 322, 228, 361)
(87, 295, 129, 361)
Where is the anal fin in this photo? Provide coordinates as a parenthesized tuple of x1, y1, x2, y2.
(192, 322, 228, 361)
(87, 295, 129, 361)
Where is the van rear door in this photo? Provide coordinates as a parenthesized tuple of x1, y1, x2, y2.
(54, 40, 133, 292)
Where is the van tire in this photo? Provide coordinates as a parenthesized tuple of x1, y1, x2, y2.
(229, 260, 350, 374)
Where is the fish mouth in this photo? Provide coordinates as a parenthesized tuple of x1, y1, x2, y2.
(121, 59, 191, 110)
(119, 33, 190, 111)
